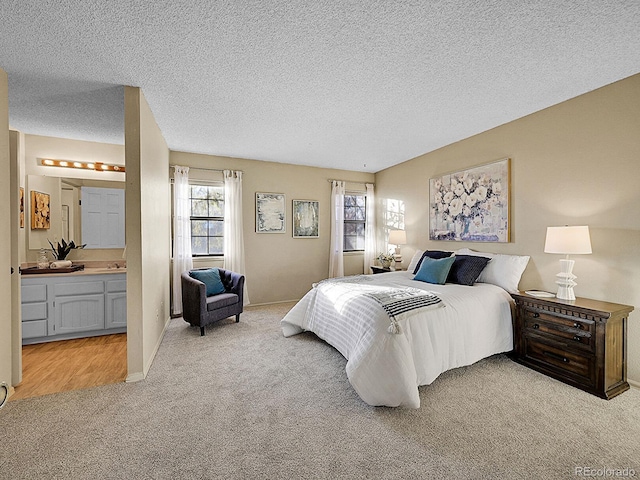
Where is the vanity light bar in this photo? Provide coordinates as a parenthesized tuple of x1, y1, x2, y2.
(39, 158, 125, 173)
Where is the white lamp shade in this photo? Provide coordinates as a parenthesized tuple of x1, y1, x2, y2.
(388, 230, 407, 245)
(544, 226, 592, 255)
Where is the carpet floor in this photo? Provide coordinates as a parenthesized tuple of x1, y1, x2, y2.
(1, 302, 639, 479)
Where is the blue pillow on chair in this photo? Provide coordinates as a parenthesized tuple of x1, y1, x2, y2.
(413, 256, 456, 285)
(189, 268, 226, 296)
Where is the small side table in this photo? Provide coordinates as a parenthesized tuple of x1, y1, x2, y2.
(370, 266, 402, 274)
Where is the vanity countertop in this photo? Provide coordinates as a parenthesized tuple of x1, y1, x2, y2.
(20, 262, 126, 278)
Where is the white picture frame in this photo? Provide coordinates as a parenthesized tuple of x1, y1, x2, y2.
(256, 192, 286, 233)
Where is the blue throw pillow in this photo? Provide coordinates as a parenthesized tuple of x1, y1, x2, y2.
(413, 250, 453, 273)
(189, 268, 226, 296)
(446, 255, 491, 286)
(413, 256, 456, 285)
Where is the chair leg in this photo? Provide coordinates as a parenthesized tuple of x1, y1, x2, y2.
(200, 326, 205, 336)
(235, 314, 240, 323)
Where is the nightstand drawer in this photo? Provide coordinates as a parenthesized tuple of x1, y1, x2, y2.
(524, 338, 593, 383)
(523, 316, 593, 350)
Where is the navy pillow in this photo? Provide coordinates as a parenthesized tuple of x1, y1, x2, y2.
(413, 250, 453, 274)
(189, 268, 226, 296)
(446, 255, 491, 286)
(414, 256, 456, 285)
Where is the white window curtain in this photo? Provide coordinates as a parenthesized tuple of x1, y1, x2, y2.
(172, 166, 193, 316)
(364, 183, 376, 271)
(329, 180, 345, 278)
(223, 170, 249, 305)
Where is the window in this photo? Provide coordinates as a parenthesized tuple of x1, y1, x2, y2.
(190, 184, 224, 256)
(343, 193, 366, 251)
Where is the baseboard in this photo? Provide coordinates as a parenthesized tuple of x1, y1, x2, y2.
(247, 299, 300, 307)
(126, 316, 172, 383)
(628, 379, 640, 390)
(125, 372, 145, 383)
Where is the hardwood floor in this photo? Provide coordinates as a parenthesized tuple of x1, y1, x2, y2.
(10, 334, 127, 401)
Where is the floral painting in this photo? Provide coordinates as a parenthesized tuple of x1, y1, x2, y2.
(429, 158, 510, 242)
(292, 200, 319, 238)
(256, 192, 286, 233)
(30, 190, 51, 230)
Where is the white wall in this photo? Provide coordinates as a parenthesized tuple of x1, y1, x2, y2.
(0, 68, 12, 393)
(125, 86, 171, 380)
(375, 74, 640, 385)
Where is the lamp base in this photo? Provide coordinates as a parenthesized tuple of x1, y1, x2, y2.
(393, 247, 402, 265)
(555, 258, 577, 301)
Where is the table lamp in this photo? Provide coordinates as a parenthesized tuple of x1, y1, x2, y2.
(388, 230, 407, 264)
(544, 226, 592, 300)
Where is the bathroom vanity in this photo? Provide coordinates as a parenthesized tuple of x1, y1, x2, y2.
(21, 269, 126, 345)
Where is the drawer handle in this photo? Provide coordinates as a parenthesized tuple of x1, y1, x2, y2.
(573, 322, 582, 329)
(532, 312, 540, 318)
(543, 350, 570, 363)
(573, 335, 582, 342)
(533, 323, 540, 329)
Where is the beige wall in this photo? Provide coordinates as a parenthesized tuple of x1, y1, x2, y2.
(0, 69, 12, 392)
(170, 152, 375, 305)
(375, 74, 640, 385)
(125, 86, 171, 380)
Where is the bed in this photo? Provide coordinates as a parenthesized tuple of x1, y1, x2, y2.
(281, 249, 529, 408)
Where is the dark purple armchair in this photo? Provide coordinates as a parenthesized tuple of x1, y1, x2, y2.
(181, 268, 245, 336)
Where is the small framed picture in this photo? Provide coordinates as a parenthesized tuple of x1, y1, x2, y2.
(292, 200, 319, 238)
(30, 190, 51, 230)
(256, 192, 286, 233)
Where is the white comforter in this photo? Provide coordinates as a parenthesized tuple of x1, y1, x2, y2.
(281, 271, 514, 408)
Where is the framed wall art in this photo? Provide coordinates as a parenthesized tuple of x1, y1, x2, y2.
(292, 200, 319, 238)
(20, 187, 24, 228)
(429, 158, 510, 242)
(256, 192, 286, 233)
(31, 190, 51, 230)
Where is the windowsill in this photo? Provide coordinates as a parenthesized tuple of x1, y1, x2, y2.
(343, 251, 364, 256)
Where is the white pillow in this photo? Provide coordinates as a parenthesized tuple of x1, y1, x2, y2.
(406, 250, 424, 274)
(456, 248, 530, 293)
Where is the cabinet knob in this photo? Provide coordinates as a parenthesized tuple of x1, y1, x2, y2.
(563, 357, 569, 363)
(533, 324, 540, 330)
(532, 312, 540, 318)
(573, 322, 581, 329)
(573, 335, 581, 342)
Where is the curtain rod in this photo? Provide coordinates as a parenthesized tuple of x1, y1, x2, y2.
(172, 165, 244, 174)
(327, 179, 374, 185)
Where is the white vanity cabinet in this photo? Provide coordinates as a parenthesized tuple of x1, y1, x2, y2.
(21, 273, 126, 345)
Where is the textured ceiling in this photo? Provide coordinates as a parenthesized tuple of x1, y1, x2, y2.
(1, 1, 639, 173)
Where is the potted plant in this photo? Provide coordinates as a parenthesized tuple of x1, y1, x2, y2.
(48, 238, 86, 261)
(377, 252, 394, 269)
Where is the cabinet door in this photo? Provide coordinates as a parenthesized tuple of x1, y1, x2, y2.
(106, 292, 127, 329)
(53, 294, 105, 335)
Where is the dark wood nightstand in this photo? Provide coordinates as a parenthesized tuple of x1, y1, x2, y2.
(370, 266, 402, 274)
(511, 292, 634, 399)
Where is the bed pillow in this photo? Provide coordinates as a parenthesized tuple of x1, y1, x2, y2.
(413, 250, 454, 273)
(413, 256, 456, 285)
(189, 268, 226, 296)
(406, 250, 424, 274)
(446, 255, 491, 286)
(456, 248, 530, 293)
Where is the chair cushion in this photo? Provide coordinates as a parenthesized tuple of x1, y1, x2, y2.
(206, 293, 239, 311)
(190, 268, 226, 296)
